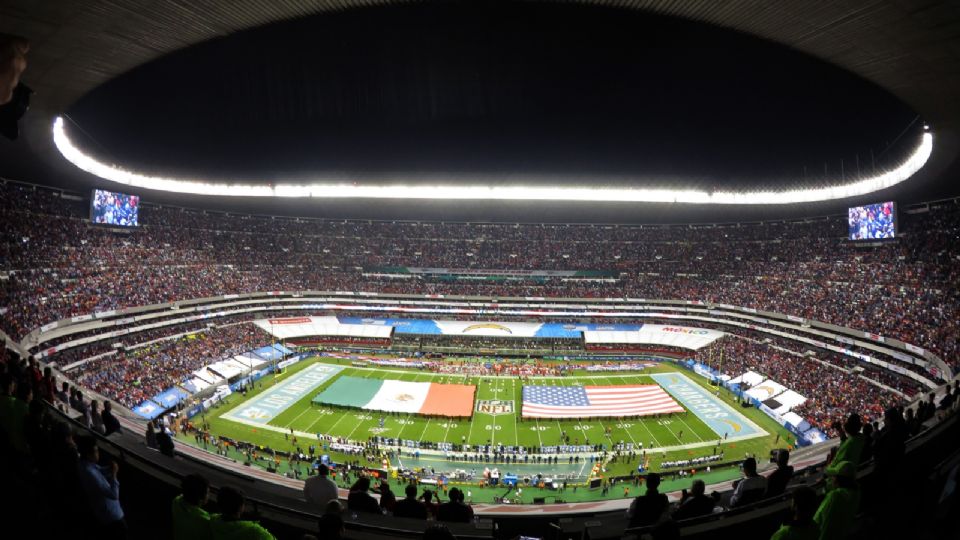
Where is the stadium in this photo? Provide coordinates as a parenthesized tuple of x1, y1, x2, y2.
(1, 2, 959, 540)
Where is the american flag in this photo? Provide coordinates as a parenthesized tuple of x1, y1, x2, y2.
(521, 385, 684, 419)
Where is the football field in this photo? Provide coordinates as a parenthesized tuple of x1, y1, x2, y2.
(197, 356, 782, 478)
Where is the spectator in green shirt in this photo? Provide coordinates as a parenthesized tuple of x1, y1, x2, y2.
(831, 414, 867, 467)
(211, 486, 276, 540)
(814, 461, 860, 540)
(770, 486, 819, 540)
(172, 474, 217, 540)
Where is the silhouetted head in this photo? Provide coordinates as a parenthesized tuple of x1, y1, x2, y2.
(218, 486, 246, 518)
(182, 474, 210, 506)
(76, 435, 99, 463)
(325, 500, 342, 515)
(646, 472, 661, 491)
(690, 479, 705, 496)
(352, 477, 371, 493)
(776, 449, 790, 468)
(843, 413, 862, 436)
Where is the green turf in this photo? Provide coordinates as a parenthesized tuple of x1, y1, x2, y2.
(183, 356, 797, 502)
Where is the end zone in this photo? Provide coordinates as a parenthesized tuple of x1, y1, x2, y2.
(222, 363, 343, 425)
(651, 372, 764, 439)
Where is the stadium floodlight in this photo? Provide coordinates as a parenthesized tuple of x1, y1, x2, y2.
(53, 116, 933, 205)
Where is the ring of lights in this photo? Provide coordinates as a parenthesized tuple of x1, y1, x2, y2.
(53, 117, 933, 205)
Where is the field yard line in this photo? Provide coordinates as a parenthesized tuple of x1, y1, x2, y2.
(631, 376, 664, 449)
(282, 406, 315, 430)
(490, 378, 499, 447)
(638, 372, 705, 444)
(323, 410, 351, 434)
(635, 417, 662, 449)
(467, 408, 478, 445)
(418, 418, 432, 443)
(344, 414, 367, 440)
(675, 412, 706, 443)
(304, 413, 330, 436)
(600, 376, 639, 447)
(620, 421, 639, 447)
(534, 418, 543, 448)
(442, 419, 453, 445)
(511, 378, 519, 448)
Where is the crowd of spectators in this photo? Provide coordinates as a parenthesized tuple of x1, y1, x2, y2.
(1, 180, 957, 425)
(68, 324, 268, 408)
(696, 336, 904, 437)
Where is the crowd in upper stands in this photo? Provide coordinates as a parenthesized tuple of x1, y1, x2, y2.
(1, 180, 956, 428)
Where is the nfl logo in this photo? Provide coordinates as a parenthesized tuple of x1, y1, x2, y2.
(476, 400, 514, 416)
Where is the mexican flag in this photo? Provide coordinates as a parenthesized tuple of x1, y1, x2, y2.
(314, 376, 475, 417)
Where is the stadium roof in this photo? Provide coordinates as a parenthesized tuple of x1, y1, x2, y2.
(2, 1, 959, 223)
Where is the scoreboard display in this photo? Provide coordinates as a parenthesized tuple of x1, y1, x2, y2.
(848, 201, 895, 240)
(91, 189, 139, 227)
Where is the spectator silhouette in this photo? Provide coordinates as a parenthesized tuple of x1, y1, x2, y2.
(48, 421, 83, 525)
(813, 461, 860, 540)
(347, 477, 381, 514)
(90, 400, 105, 434)
(859, 423, 875, 463)
(211, 486, 276, 540)
(76, 436, 125, 539)
(420, 489, 440, 520)
(873, 407, 907, 472)
(938, 385, 955, 411)
(304, 463, 339, 510)
(730, 458, 767, 507)
(172, 473, 217, 540)
(438, 487, 474, 523)
(769, 486, 819, 540)
(317, 500, 345, 540)
(145, 421, 158, 449)
(627, 472, 669, 528)
(101, 401, 122, 436)
(394, 484, 428, 520)
(156, 424, 175, 457)
(672, 479, 715, 521)
(0, 373, 29, 455)
(55, 381, 69, 405)
(378, 480, 397, 513)
(765, 450, 794, 498)
(40, 366, 55, 403)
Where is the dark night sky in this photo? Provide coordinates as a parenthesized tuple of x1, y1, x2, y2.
(66, 1, 920, 193)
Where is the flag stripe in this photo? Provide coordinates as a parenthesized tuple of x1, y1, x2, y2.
(522, 384, 684, 418)
(315, 376, 475, 417)
(524, 403, 684, 418)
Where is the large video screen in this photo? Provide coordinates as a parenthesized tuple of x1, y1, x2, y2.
(848, 201, 895, 240)
(91, 189, 140, 227)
